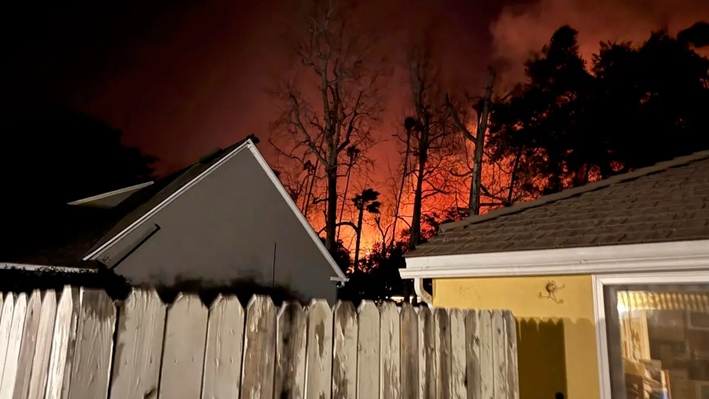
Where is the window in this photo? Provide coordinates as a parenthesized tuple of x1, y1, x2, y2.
(604, 284, 709, 399)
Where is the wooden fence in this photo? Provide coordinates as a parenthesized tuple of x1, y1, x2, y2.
(0, 287, 519, 399)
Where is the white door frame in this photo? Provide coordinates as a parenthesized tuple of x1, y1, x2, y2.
(593, 271, 709, 399)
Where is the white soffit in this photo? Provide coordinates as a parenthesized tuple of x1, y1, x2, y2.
(400, 239, 709, 279)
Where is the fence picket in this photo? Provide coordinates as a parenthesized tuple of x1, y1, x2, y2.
(379, 302, 400, 399)
(0, 294, 14, 390)
(418, 306, 435, 399)
(45, 287, 78, 399)
(332, 301, 357, 399)
(158, 294, 209, 399)
(478, 311, 493, 399)
(449, 309, 467, 399)
(26, 290, 57, 399)
(274, 301, 307, 399)
(433, 308, 451, 399)
(356, 301, 379, 399)
(240, 295, 277, 399)
(109, 289, 166, 399)
(66, 289, 116, 399)
(59, 287, 81, 399)
(0, 293, 27, 399)
(491, 311, 508, 399)
(202, 295, 245, 399)
(399, 303, 418, 399)
(464, 311, 481, 399)
(503, 311, 520, 399)
(305, 300, 333, 399)
(12, 290, 41, 399)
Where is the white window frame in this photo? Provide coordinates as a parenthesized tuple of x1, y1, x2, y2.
(593, 271, 709, 399)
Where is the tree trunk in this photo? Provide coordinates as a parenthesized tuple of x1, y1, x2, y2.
(469, 69, 495, 216)
(409, 139, 428, 250)
(391, 129, 413, 249)
(353, 206, 365, 269)
(336, 166, 353, 241)
(325, 167, 338, 251)
(506, 147, 523, 206)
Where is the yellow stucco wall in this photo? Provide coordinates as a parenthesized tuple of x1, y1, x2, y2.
(433, 275, 599, 399)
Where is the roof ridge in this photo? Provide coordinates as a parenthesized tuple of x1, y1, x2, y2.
(440, 150, 709, 232)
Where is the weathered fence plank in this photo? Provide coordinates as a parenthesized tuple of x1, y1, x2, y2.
(240, 296, 277, 399)
(274, 301, 307, 399)
(503, 311, 520, 399)
(332, 301, 357, 399)
(12, 290, 42, 399)
(0, 294, 14, 389)
(202, 295, 245, 399)
(491, 311, 508, 399)
(357, 301, 379, 399)
(450, 309, 467, 399)
(158, 294, 209, 399)
(60, 287, 81, 399)
(399, 303, 419, 399)
(380, 302, 400, 399)
(0, 293, 27, 399)
(464, 311, 481, 399)
(45, 287, 78, 399)
(418, 306, 435, 399)
(109, 289, 166, 399)
(478, 311, 493, 399)
(305, 300, 333, 399)
(433, 308, 451, 399)
(27, 290, 57, 399)
(66, 289, 117, 399)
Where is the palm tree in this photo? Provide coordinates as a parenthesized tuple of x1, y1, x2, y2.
(352, 188, 381, 269)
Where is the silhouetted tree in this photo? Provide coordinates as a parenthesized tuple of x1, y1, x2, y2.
(399, 36, 459, 250)
(446, 68, 496, 216)
(488, 23, 709, 196)
(269, 0, 384, 252)
(0, 108, 157, 208)
(351, 188, 381, 268)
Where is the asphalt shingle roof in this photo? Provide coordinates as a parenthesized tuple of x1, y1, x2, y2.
(406, 151, 709, 258)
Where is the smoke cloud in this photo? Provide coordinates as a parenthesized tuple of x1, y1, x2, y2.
(490, 0, 709, 88)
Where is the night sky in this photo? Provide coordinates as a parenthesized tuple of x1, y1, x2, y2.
(3, 0, 707, 176)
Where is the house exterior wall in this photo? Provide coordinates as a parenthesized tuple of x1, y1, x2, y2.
(100, 148, 338, 303)
(433, 274, 599, 399)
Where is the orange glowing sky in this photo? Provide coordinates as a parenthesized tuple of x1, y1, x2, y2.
(3, 0, 707, 254)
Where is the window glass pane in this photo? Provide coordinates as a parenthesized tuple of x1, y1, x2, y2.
(605, 284, 709, 399)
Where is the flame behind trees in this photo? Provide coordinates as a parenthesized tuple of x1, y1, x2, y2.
(396, 39, 461, 250)
(270, 0, 386, 252)
(271, 19, 709, 280)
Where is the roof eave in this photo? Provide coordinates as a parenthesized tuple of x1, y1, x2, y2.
(400, 239, 709, 279)
(247, 144, 349, 282)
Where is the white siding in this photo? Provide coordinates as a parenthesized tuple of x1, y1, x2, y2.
(101, 148, 337, 303)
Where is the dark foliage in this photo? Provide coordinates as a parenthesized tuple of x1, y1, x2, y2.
(144, 278, 301, 307)
(488, 23, 709, 196)
(0, 267, 301, 307)
(0, 266, 131, 299)
(338, 240, 412, 302)
(0, 108, 157, 208)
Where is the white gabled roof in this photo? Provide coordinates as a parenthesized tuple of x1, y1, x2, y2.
(82, 139, 348, 282)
